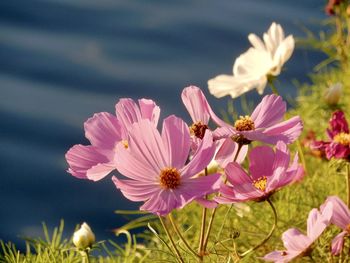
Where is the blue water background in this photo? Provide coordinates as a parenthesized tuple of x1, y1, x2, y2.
(1, 0, 326, 246)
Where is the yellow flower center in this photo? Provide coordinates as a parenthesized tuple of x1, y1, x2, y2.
(190, 121, 209, 139)
(253, 176, 267, 191)
(160, 167, 181, 189)
(121, 140, 129, 149)
(234, 116, 255, 131)
(334, 133, 350, 146)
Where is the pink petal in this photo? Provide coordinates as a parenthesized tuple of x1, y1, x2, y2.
(181, 86, 210, 124)
(267, 141, 290, 191)
(65, 144, 111, 180)
(325, 142, 350, 160)
(225, 162, 253, 185)
(215, 183, 262, 203)
(180, 130, 215, 179)
(262, 116, 303, 144)
(282, 228, 311, 252)
(127, 119, 167, 172)
(274, 152, 304, 188)
(84, 112, 122, 149)
(140, 190, 180, 216)
(87, 162, 116, 181)
(161, 115, 191, 169)
(215, 138, 248, 168)
(249, 145, 275, 180)
(195, 198, 218, 208)
(251, 94, 286, 128)
(138, 98, 160, 126)
(307, 202, 332, 241)
(327, 110, 349, 138)
(114, 141, 160, 182)
(112, 176, 160, 202)
(323, 196, 350, 229)
(331, 231, 347, 256)
(213, 126, 234, 140)
(179, 173, 222, 199)
(115, 98, 143, 131)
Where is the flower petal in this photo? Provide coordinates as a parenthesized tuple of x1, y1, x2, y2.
(262, 250, 300, 262)
(180, 130, 215, 179)
(65, 144, 112, 180)
(215, 138, 248, 168)
(181, 86, 210, 124)
(331, 231, 347, 256)
(140, 190, 180, 216)
(262, 116, 303, 144)
(138, 98, 160, 126)
(322, 196, 350, 230)
(84, 112, 122, 149)
(248, 145, 275, 181)
(112, 176, 159, 202)
(282, 228, 311, 252)
(161, 115, 191, 169)
(250, 94, 286, 128)
(307, 202, 332, 241)
(115, 98, 143, 131)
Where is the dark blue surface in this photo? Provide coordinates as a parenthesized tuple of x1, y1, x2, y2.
(0, 0, 326, 245)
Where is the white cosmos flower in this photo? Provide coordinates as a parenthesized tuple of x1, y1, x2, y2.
(208, 22, 294, 98)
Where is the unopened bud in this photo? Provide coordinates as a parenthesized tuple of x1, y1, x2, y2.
(73, 222, 95, 249)
(324, 83, 342, 105)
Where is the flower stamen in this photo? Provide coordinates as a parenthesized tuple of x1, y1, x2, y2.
(253, 176, 267, 191)
(334, 132, 350, 146)
(234, 116, 255, 131)
(160, 167, 181, 189)
(121, 140, 129, 149)
(190, 121, 209, 139)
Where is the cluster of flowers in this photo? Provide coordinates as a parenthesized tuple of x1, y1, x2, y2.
(64, 20, 350, 262)
(65, 87, 303, 214)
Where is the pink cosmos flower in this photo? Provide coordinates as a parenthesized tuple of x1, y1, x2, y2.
(65, 98, 160, 181)
(210, 94, 303, 145)
(263, 202, 333, 262)
(321, 196, 350, 255)
(112, 115, 222, 216)
(215, 141, 304, 204)
(312, 110, 350, 160)
(181, 85, 247, 168)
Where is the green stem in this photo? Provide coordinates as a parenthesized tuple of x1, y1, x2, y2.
(202, 143, 243, 254)
(159, 216, 185, 263)
(296, 139, 308, 175)
(82, 250, 90, 263)
(168, 214, 199, 259)
(239, 198, 277, 257)
(269, 79, 279, 95)
(214, 204, 233, 243)
(198, 168, 208, 258)
(346, 163, 350, 208)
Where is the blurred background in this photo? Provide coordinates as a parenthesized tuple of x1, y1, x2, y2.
(0, 0, 326, 246)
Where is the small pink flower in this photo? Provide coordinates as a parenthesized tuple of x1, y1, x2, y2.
(263, 202, 333, 262)
(312, 110, 350, 160)
(215, 141, 304, 203)
(65, 98, 160, 181)
(181, 85, 247, 168)
(210, 94, 303, 145)
(112, 115, 221, 216)
(321, 196, 350, 255)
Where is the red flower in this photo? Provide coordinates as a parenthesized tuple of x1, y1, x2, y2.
(312, 110, 350, 160)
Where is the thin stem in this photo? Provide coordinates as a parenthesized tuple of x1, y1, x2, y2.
(202, 143, 243, 253)
(159, 216, 185, 263)
(296, 139, 308, 175)
(198, 168, 208, 258)
(346, 163, 350, 208)
(239, 198, 277, 257)
(168, 214, 199, 259)
(215, 204, 233, 243)
(81, 250, 90, 263)
(269, 79, 279, 95)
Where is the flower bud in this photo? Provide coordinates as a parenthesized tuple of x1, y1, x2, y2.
(73, 222, 95, 249)
(324, 83, 342, 105)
